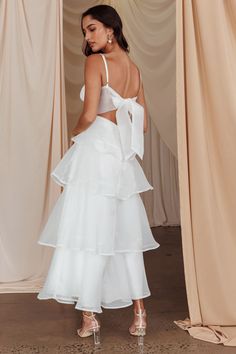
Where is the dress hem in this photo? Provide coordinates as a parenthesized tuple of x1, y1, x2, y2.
(37, 241, 160, 254)
(37, 292, 151, 313)
(50, 173, 154, 200)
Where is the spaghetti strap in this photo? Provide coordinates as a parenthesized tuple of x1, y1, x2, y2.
(99, 53, 109, 85)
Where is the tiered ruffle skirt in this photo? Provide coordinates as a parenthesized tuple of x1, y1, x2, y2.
(37, 115, 160, 313)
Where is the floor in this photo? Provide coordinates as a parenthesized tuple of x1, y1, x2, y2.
(0, 226, 235, 353)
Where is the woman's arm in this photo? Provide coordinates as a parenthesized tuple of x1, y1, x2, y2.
(136, 78, 148, 134)
(71, 54, 102, 137)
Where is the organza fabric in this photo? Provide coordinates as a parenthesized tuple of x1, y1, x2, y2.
(37, 115, 160, 312)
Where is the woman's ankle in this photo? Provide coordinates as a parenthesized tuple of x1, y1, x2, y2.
(133, 299, 145, 312)
(83, 311, 94, 316)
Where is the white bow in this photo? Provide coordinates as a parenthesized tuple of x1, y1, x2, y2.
(111, 96, 144, 160)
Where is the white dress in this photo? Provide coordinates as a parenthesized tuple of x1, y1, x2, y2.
(37, 53, 160, 313)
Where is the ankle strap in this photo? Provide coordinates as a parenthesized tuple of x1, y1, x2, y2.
(134, 309, 146, 316)
(82, 312, 96, 318)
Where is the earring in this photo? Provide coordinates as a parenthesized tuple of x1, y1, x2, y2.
(107, 35, 112, 44)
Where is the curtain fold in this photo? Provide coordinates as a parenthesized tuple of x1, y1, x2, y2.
(175, 0, 236, 346)
(0, 0, 67, 292)
(142, 117, 180, 227)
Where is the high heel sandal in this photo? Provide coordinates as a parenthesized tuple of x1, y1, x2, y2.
(77, 312, 101, 345)
(129, 308, 147, 336)
(129, 308, 147, 346)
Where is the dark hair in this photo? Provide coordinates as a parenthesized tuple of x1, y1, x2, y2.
(81, 5, 129, 56)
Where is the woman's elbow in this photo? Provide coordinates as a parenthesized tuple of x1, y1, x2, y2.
(82, 110, 97, 123)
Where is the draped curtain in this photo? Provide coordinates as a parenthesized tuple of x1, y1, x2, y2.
(175, 0, 236, 346)
(0, 0, 67, 291)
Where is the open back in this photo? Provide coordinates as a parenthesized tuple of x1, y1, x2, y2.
(80, 53, 142, 125)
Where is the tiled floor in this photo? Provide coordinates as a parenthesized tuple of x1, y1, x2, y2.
(0, 226, 235, 353)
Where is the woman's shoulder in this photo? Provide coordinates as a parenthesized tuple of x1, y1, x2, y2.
(83, 54, 104, 75)
(84, 52, 141, 81)
(84, 53, 102, 65)
(104, 52, 140, 71)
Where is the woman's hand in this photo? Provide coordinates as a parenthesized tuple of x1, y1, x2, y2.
(69, 128, 80, 148)
(71, 128, 81, 138)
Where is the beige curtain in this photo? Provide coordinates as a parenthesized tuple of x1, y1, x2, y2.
(175, 0, 236, 346)
(63, 0, 180, 227)
(0, 0, 68, 291)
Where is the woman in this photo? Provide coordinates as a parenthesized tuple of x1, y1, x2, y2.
(37, 4, 160, 344)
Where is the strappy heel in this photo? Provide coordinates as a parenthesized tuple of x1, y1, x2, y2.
(129, 308, 147, 346)
(77, 312, 101, 346)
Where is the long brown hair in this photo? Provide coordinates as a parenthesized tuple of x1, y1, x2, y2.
(81, 5, 129, 56)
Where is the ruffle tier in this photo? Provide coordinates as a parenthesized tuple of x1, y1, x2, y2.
(51, 115, 154, 200)
(38, 115, 159, 255)
(37, 249, 151, 313)
(37, 115, 160, 312)
(38, 184, 159, 254)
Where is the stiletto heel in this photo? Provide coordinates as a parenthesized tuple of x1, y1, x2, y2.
(137, 328, 145, 347)
(92, 326, 101, 346)
(77, 312, 101, 346)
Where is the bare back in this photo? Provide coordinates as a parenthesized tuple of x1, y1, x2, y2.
(98, 52, 143, 124)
